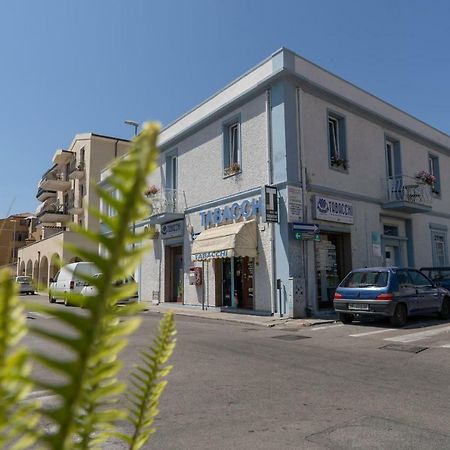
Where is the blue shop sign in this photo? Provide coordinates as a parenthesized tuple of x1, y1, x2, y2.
(200, 197, 261, 228)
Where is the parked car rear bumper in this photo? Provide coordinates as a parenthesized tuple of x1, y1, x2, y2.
(334, 299, 397, 316)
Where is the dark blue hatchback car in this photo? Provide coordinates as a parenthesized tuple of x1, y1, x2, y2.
(333, 267, 450, 327)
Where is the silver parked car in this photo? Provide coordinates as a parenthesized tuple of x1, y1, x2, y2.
(15, 276, 35, 295)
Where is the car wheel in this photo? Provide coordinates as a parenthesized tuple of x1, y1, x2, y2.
(390, 303, 407, 327)
(64, 294, 70, 307)
(339, 313, 354, 324)
(439, 297, 450, 320)
(48, 292, 56, 303)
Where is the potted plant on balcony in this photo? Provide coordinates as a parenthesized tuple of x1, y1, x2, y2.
(144, 185, 160, 197)
(415, 170, 435, 186)
(224, 162, 241, 177)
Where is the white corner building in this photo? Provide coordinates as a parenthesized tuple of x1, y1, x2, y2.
(102, 48, 450, 318)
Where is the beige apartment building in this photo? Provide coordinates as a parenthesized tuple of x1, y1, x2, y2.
(0, 213, 34, 272)
(18, 133, 131, 287)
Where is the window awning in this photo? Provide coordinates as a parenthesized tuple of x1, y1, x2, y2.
(191, 220, 257, 261)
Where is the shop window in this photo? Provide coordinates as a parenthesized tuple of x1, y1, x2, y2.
(428, 154, 441, 195)
(328, 113, 347, 170)
(221, 257, 254, 309)
(223, 118, 241, 177)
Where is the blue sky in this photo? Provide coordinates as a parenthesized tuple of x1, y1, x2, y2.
(1, 0, 449, 216)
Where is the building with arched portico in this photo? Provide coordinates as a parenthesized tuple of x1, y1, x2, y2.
(18, 133, 131, 289)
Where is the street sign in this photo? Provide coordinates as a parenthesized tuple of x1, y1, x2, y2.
(294, 231, 320, 241)
(263, 185, 279, 223)
(293, 223, 320, 233)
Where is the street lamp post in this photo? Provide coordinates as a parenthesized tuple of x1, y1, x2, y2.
(124, 120, 140, 137)
(10, 219, 17, 264)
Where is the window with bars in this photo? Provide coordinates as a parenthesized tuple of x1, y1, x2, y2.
(328, 113, 347, 169)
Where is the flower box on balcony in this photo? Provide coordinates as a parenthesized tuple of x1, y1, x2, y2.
(144, 185, 160, 197)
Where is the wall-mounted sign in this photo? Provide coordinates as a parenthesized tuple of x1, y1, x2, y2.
(263, 186, 278, 223)
(160, 220, 184, 239)
(372, 231, 382, 257)
(293, 223, 320, 241)
(200, 197, 260, 228)
(287, 185, 303, 223)
(192, 250, 231, 261)
(313, 195, 354, 224)
(294, 231, 320, 241)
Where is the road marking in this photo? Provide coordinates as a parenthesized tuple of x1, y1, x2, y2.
(349, 329, 392, 337)
(439, 344, 450, 348)
(310, 324, 343, 331)
(385, 324, 450, 343)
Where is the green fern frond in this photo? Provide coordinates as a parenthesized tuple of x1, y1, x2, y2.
(124, 311, 176, 450)
(26, 122, 163, 450)
(0, 269, 40, 449)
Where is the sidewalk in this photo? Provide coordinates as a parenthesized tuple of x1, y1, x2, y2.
(143, 302, 337, 329)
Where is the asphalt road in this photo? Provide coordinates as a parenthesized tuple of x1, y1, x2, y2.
(20, 294, 450, 449)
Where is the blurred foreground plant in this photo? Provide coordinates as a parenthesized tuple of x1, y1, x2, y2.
(0, 123, 176, 449)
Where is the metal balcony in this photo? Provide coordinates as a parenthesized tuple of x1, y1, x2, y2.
(52, 149, 74, 166)
(68, 160, 86, 180)
(382, 175, 432, 213)
(147, 188, 185, 224)
(36, 199, 71, 223)
(38, 167, 71, 192)
(68, 197, 84, 215)
(36, 187, 57, 202)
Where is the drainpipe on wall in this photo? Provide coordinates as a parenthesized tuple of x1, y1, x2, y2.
(296, 87, 310, 316)
(266, 89, 277, 315)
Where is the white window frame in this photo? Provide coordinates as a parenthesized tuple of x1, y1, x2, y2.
(328, 116, 340, 159)
(428, 154, 440, 195)
(431, 230, 448, 266)
(385, 140, 396, 178)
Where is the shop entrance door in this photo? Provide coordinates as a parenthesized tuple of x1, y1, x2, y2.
(165, 246, 183, 303)
(222, 257, 254, 310)
(384, 245, 396, 266)
(315, 233, 351, 309)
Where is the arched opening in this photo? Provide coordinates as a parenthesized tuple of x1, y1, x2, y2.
(33, 260, 39, 283)
(20, 261, 25, 275)
(50, 253, 61, 281)
(26, 260, 33, 277)
(39, 256, 49, 288)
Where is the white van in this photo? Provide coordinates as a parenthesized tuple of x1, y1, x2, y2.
(49, 262, 98, 305)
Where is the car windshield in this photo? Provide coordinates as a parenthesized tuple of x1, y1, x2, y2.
(341, 271, 388, 288)
(16, 276, 31, 283)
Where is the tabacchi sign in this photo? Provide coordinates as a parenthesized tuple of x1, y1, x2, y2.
(200, 197, 260, 228)
(313, 195, 354, 224)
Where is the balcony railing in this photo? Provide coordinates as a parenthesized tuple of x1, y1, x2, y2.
(36, 199, 70, 223)
(147, 189, 183, 215)
(146, 188, 185, 224)
(382, 175, 432, 213)
(69, 160, 86, 180)
(38, 169, 71, 192)
(68, 196, 83, 214)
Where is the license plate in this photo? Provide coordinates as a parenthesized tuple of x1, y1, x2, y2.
(348, 303, 369, 311)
